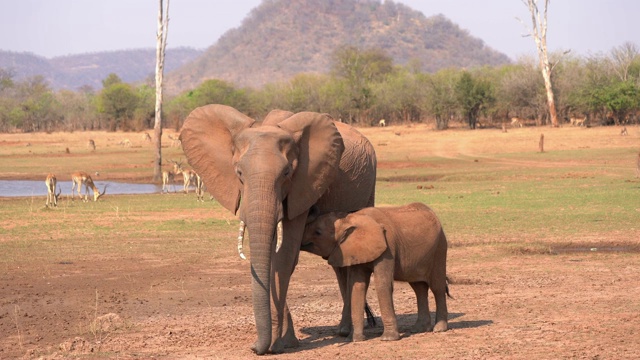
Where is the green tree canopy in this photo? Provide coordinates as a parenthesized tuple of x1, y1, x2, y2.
(97, 78, 139, 131)
(455, 71, 494, 129)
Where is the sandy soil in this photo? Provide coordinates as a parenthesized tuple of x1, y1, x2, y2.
(1, 125, 639, 359)
(3, 239, 639, 359)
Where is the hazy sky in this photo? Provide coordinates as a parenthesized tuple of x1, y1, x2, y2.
(1, 0, 638, 60)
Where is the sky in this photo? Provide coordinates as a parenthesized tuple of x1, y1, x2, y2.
(1, 0, 638, 61)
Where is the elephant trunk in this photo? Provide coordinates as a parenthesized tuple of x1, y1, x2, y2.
(243, 182, 282, 355)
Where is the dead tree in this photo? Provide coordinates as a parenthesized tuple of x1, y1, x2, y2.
(153, 0, 170, 182)
(520, 0, 566, 127)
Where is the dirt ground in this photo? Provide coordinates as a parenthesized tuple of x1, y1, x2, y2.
(3, 237, 640, 359)
(1, 126, 640, 359)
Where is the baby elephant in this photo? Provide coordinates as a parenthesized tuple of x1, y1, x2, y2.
(302, 202, 449, 342)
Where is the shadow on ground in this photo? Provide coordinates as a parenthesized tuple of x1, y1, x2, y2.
(294, 312, 491, 352)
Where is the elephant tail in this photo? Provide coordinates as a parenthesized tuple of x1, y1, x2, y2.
(365, 302, 377, 328)
(445, 276, 454, 300)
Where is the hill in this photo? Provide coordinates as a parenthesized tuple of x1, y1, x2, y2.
(0, 48, 203, 91)
(1, 0, 511, 93)
(166, 0, 511, 92)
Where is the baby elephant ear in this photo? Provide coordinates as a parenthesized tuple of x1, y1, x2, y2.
(328, 214, 388, 267)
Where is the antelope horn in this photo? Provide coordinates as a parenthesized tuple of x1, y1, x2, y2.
(237, 221, 247, 260)
(95, 184, 108, 201)
(275, 220, 283, 253)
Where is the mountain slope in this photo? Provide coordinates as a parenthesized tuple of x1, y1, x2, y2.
(0, 0, 511, 93)
(0, 48, 203, 90)
(167, 0, 511, 91)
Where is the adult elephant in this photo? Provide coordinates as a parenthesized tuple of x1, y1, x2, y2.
(179, 104, 377, 355)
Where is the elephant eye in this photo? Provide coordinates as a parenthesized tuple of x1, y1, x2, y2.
(235, 168, 244, 182)
(314, 229, 322, 236)
(283, 165, 292, 178)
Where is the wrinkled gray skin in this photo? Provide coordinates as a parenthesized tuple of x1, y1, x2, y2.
(180, 105, 376, 354)
(302, 203, 449, 342)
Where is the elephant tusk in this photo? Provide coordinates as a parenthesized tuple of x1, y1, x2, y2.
(237, 221, 247, 260)
(275, 220, 283, 253)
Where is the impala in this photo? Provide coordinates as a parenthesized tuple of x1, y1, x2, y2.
(167, 134, 181, 147)
(570, 117, 586, 126)
(171, 160, 197, 194)
(118, 139, 132, 147)
(194, 173, 205, 201)
(45, 173, 61, 207)
(510, 117, 523, 128)
(71, 171, 107, 201)
(161, 168, 176, 193)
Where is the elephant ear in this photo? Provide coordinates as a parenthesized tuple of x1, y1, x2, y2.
(277, 112, 345, 219)
(262, 109, 294, 125)
(180, 104, 255, 214)
(328, 214, 388, 267)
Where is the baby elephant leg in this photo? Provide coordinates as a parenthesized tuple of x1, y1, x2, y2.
(333, 266, 353, 337)
(373, 269, 399, 341)
(409, 282, 433, 333)
(349, 271, 371, 342)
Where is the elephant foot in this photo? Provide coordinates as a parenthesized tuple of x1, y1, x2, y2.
(282, 331, 299, 348)
(250, 341, 271, 356)
(351, 333, 366, 342)
(337, 322, 352, 337)
(433, 320, 448, 333)
(410, 322, 433, 333)
(268, 339, 285, 354)
(380, 330, 400, 341)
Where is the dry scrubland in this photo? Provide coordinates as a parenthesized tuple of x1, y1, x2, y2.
(1, 124, 639, 359)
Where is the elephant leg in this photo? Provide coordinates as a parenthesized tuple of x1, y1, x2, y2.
(282, 302, 298, 348)
(269, 252, 297, 353)
(432, 241, 449, 333)
(409, 281, 432, 332)
(269, 261, 292, 353)
(431, 278, 449, 333)
(349, 268, 370, 342)
(373, 262, 399, 341)
(334, 266, 376, 335)
(333, 266, 352, 336)
(269, 212, 307, 353)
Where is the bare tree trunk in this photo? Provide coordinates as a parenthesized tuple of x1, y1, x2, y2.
(524, 0, 559, 127)
(153, 0, 170, 182)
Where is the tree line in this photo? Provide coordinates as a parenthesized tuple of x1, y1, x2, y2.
(1, 42, 639, 133)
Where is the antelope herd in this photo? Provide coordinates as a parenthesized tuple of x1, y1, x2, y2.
(41, 132, 208, 207)
(165, 159, 207, 201)
(39, 124, 636, 208)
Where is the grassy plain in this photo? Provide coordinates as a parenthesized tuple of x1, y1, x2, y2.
(0, 124, 639, 358)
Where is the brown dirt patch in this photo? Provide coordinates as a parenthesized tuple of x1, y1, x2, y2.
(2, 233, 639, 359)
